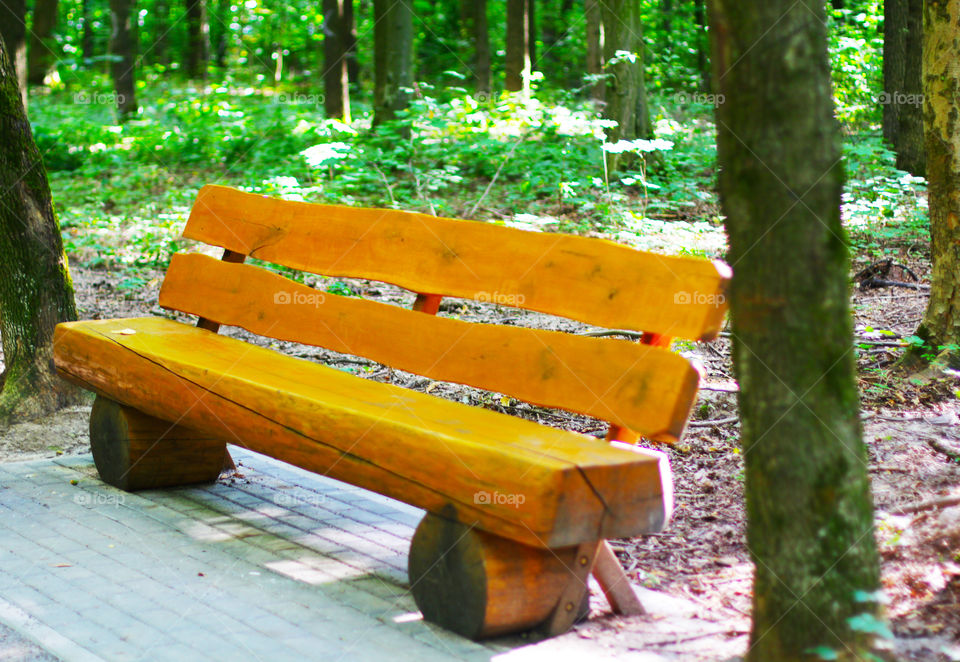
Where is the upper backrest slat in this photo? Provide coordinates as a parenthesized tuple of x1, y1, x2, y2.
(184, 185, 730, 340)
(159, 253, 701, 441)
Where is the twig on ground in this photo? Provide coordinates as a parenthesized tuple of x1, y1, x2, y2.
(581, 329, 644, 339)
(468, 133, 529, 218)
(688, 416, 739, 428)
(891, 494, 960, 515)
(925, 437, 960, 463)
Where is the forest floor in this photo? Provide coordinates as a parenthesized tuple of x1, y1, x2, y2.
(1, 224, 959, 661)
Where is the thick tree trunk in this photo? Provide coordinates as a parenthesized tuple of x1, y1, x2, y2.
(601, 0, 649, 171)
(184, 0, 208, 79)
(0, 36, 84, 426)
(895, 0, 924, 175)
(372, 0, 413, 127)
(914, 0, 960, 359)
(708, 1, 883, 660)
(585, 0, 603, 101)
(883, 0, 906, 146)
(0, 0, 27, 107)
(27, 0, 60, 86)
(505, 0, 530, 93)
(323, 0, 350, 121)
(108, 0, 138, 118)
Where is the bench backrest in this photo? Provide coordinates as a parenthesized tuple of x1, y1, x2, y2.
(159, 185, 730, 442)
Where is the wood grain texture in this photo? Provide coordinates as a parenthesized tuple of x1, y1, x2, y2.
(184, 185, 730, 340)
(408, 509, 581, 639)
(89, 395, 226, 490)
(159, 253, 699, 442)
(53, 317, 672, 548)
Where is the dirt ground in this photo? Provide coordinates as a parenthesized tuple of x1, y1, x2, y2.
(1, 255, 959, 661)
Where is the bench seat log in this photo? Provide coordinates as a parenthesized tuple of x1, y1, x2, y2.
(54, 317, 673, 550)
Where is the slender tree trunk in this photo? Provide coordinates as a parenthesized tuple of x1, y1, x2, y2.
(323, 0, 350, 121)
(0, 0, 27, 107)
(154, 0, 170, 66)
(108, 0, 138, 118)
(601, 0, 649, 171)
(505, 0, 530, 93)
(372, 0, 413, 127)
(694, 0, 709, 91)
(470, 0, 491, 98)
(527, 0, 536, 69)
(585, 0, 603, 100)
(209, 0, 230, 68)
(661, 0, 673, 33)
(0, 36, 84, 426)
(708, 1, 883, 659)
(184, 0, 208, 79)
(344, 0, 358, 87)
(27, 0, 60, 86)
(81, 0, 94, 64)
(883, 0, 906, 146)
(914, 0, 960, 360)
(895, 0, 924, 175)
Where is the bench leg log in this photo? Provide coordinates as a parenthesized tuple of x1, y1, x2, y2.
(89, 396, 227, 490)
(408, 511, 591, 639)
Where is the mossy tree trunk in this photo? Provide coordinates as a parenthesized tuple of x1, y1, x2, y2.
(0, 36, 85, 427)
(601, 0, 650, 172)
(0, 0, 27, 108)
(108, 0, 138, 118)
(27, 0, 60, 86)
(708, 1, 883, 660)
(913, 0, 960, 360)
(372, 0, 413, 127)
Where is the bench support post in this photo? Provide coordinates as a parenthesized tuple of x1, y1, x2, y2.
(89, 396, 227, 491)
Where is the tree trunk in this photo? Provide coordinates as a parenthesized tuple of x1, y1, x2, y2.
(0, 36, 84, 427)
(154, 0, 170, 66)
(27, 0, 59, 86)
(883, 0, 906, 146)
(914, 0, 960, 360)
(694, 0, 709, 91)
(505, 0, 530, 93)
(527, 0, 536, 70)
(470, 0, 491, 98)
(372, 0, 413, 127)
(601, 0, 649, 171)
(81, 0, 95, 64)
(895, 0, 924, 175)
(209, 0, 230, 68)
(585, 0, 603, 101)
(707, 1, 883, 659)
(108, 0, 138, 118)
(184, 0, 208, 79)
(344, 0, 358, 87)
(0, 0, 27, 107)
(323, 0, 350, 121)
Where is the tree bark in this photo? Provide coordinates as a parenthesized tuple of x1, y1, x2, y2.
(108, 0, 138, 118)
(914, 0, 960, 359)
(585, 0, 603, 101)
(323, 0, 350, 121)
(505, 0, 531, 93)
(895, 0, 924, 175)
(344, 0, 358, 87)
(883, 0, 906, 146)
(27, 0, 59, 86)
(372, 0, 413, 127)
(184, 0, 208, 79)
(708, 1, 883, 659)
(0, 36, 84, 427)
(81, 0, 95, 64)
(694, 0, 709, 91)
(601, 0, 649, 171)
(468, 0, 491, 98)
(0, 0, 27, 107)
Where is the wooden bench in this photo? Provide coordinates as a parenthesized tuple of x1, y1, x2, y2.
(53, 185, 730, 639)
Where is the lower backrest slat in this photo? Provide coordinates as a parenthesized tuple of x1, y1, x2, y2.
(159, 253, 700, 441)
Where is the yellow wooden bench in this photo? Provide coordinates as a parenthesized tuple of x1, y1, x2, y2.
(53, 185, 730, 639)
